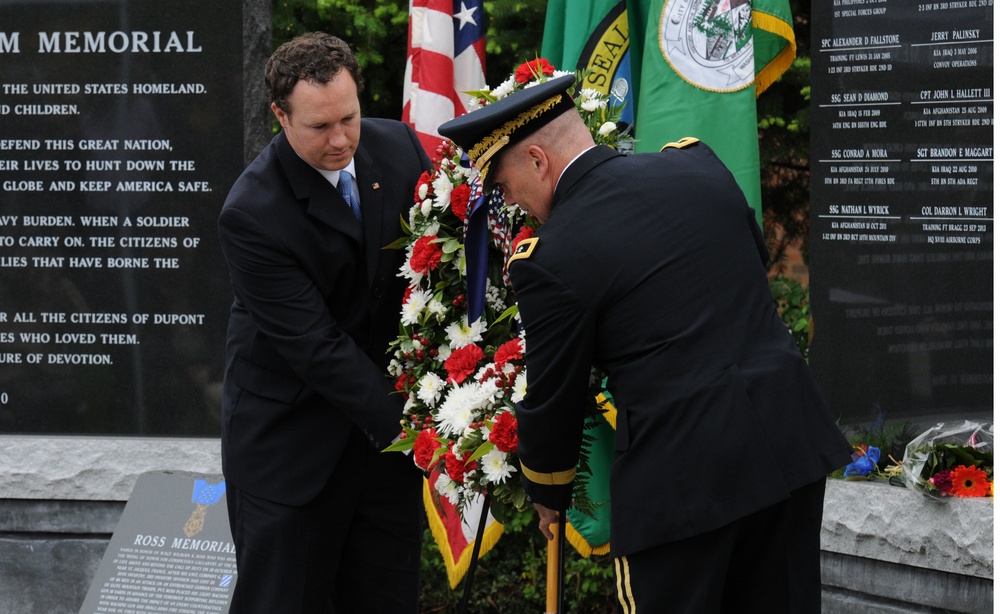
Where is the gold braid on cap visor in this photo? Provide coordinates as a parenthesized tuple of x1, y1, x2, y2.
(468, 93, 565, 179)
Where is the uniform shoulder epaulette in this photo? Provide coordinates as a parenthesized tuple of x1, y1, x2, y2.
(659, 137, 700, 151)
(507, 236, 539, 267)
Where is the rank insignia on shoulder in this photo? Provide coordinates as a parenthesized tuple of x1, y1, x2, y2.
(660, 137, 700, 151)
(507, 237, 539, 266)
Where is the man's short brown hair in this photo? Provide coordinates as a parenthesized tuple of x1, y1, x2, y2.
(265, 32, 365, 114)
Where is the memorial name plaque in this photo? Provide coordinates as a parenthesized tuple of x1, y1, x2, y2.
(78, 471, 235, 614)
(0, 1, 243, 435)
(809, 2, 992, 424)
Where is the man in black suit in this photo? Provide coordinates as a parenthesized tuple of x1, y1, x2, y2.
(218, 33, 431, 613)
(439, 76, 851, 613)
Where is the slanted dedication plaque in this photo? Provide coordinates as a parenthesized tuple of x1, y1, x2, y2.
(0, 1, 242, 435)
(810, 1, 992, 424)
(79, 471, 235, 614)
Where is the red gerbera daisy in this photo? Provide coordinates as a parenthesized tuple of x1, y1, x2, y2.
(949, 465, 990, 498)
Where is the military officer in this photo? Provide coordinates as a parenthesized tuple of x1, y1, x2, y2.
(439, 75, 851, 613)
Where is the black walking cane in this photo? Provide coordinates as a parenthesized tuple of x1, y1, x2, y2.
(458, 499, 492, 614)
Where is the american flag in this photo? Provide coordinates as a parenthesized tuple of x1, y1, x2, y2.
(403, 0, 487, 157)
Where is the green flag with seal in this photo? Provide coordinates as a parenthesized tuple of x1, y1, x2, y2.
(627, 0, 796, 224)
(543, 0, 635, 134)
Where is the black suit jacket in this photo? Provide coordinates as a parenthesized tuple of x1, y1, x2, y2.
(509, 142, 851, 557)
(218, 119, 431, 506)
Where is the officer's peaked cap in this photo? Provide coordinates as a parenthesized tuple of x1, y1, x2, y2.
(438, 74, 576, 187)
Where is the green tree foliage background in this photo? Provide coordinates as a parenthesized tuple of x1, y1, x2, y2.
(266, 1, 813, 609)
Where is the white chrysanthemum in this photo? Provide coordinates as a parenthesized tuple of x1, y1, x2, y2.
(421, 198, 433, 217)
(417, 182, 429, 200)
(426, 299, 447, 321)
(401, 288, 431, 325)
(485, 280, 506, 313)
(416, 372, 446, 407)
(581, 97, 608, 113)
(435, 472, 461, 505)
(449, 246, 467, 277)
(598, 121, 616, 136)
(388, 358, 402, 377)
(511, 371, 528, 403)
(436, 383, 490, 436)
(398, 245, 423, 286)
(445, 315, 487, 348)
(552, 70, 573, 80)
(456, 164, 476, 182)
(491, 75, 518, 100)
(404, 393, 418, 412)
(432, 173, 453, 210)
(579, 88, 601, 103)
(481, 448, 516, 484)
(423, 221, 441, 237)
(473, 366, 504, 400)
(437, 344, 452, 361)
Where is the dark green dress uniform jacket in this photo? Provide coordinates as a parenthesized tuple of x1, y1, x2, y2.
(508, 141, 851, 558)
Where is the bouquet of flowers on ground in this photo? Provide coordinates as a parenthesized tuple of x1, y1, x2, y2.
(900, 420, 993, 498)
(384, 58, 628, 520)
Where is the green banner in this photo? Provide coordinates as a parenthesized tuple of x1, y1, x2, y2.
(627, 0, 796, 224)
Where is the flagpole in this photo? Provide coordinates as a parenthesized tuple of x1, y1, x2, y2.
(458, 499, 491, 614)
(544, 512, 565, 614)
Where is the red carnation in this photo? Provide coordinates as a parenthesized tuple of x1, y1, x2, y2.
(512, 225, 534, 250)
(450, 183, 472, 221)
(414, 171, 433, 203)
(493, 338, 523, 368)
(515, 58, 556, 84)
(394, 372, 408, 392)
(930, 470, 954, 495)
(444, 344, 484, 384)
(444, 444, 476, 482)
(413, 428, 440, 470)
(410, 235, 443, 274)
(489, 411, 518, 453)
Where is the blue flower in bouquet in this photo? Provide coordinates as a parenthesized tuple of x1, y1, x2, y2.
(844, 445, 881, 478)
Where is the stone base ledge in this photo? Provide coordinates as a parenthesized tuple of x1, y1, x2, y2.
(2, 437, 993, 583)
(822, 478, 993, 580)
(0, 436, 221, 501)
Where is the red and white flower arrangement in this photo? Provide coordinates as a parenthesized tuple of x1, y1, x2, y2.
(386, 59, 628, 518)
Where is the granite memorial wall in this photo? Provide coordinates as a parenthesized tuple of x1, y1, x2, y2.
(0, 0, 245, 436)
(809, 0, 993, 425)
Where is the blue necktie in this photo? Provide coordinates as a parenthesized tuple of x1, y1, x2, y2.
(338, 170, 362, 223)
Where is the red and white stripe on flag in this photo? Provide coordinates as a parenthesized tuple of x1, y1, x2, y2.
(403, 0, 486, 157)
(423, 471, 503, 589)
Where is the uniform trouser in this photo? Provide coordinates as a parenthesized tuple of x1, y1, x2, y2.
(613, 478, 827, 614)
(226, 428, 423, 614)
